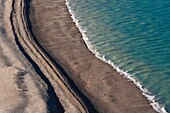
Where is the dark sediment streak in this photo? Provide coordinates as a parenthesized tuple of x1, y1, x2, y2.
(10, 0, 64, 112)
(25, 0, 98, 113)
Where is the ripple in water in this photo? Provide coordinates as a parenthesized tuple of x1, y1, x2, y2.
(67, 0, 170, 112)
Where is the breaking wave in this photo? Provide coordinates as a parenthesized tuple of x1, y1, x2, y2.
(65, 0, 168, 113)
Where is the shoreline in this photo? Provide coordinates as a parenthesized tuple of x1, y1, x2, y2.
(28, 0, 158, 113)
(65, 1, 167, 113)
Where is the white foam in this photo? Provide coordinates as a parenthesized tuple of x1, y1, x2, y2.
(65, 1, 168, 113)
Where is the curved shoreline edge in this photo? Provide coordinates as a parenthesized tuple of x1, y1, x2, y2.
(65, 0, 167, 113)
(22, 0, 165, 113)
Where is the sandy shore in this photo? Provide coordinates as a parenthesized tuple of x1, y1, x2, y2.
(28, 0, 157, 113)
(0, 0, 48, 112)
(1, 0, 88, 112)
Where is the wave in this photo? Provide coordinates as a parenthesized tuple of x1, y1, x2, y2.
(65, 0, 168, 113)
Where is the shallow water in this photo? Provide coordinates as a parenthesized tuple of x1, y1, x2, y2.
(67, 0, 170, 112)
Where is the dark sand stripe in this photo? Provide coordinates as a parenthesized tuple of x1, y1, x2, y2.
(25, 0, 98, 112)
(10, 0, 64, 112)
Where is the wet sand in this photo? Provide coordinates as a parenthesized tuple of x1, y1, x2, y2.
(28, 0, 157, 113)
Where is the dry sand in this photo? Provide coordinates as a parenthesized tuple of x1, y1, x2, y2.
(28, 0, 158, 113)
(1, 0, 87, 112)
(0, 0, 47, 112)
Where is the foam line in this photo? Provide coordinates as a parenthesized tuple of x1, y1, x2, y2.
(65, 1, 168, 113)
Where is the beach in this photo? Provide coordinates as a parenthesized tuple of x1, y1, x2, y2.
(0, 0, 160, 112)
(28, 0, 157, 113)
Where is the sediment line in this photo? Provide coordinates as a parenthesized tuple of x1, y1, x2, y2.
(10, 0, 96, 112)
(24, 1, 98, 113)
(10, 0, 64, 112)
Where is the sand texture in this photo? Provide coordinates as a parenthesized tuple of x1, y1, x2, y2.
(0, 0, 88, 112)
(0, 0, 47, 112)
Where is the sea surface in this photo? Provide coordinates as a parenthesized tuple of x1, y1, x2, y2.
(66, 0, 170, 112)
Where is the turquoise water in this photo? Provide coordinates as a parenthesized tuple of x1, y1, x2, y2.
(67, 0, 170, 112)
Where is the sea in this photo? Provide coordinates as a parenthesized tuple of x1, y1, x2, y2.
(65, 0, 170, 112)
